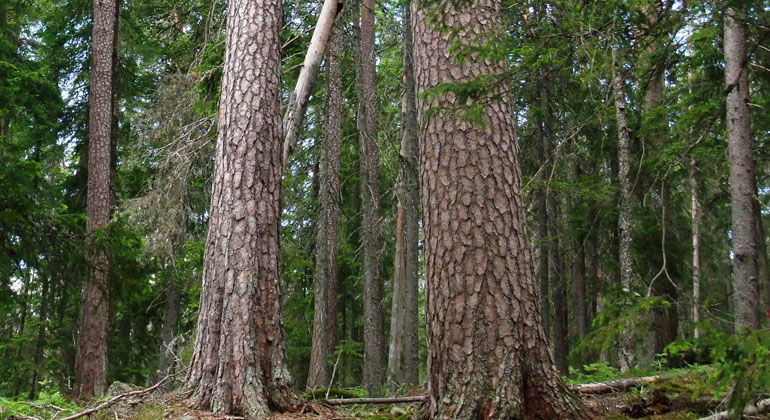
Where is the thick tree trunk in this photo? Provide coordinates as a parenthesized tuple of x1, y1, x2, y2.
(184, 0, 292, 416)
(307, 21, 343, 390)
(413, 0, 585, 416)
(724, 6, 760, 330)
(691, 158, 701, 339)
(612, 71, 637, 372)
(282, 0, 343, 168)
(387, 3, 420, 388)
(76, 0, 119, 398)
(357, 0, 385, 396)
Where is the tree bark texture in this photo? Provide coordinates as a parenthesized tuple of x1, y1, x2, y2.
(357, 0, 385, 396)
(307, 21, 343, 389)
(690, 158, 701, 339)
(573, 163, 589, 341)
(413, 0, 585, 417)
(76, 0, 119, 398)
(387, 2, 420, 388)
(184, 0, 291, 416)
(282, 0, 343, 168)
(724, 6, 760, 330)
(612, 71, 637, 372)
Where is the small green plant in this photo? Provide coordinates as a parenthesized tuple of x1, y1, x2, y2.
(568, 361, 619, 384)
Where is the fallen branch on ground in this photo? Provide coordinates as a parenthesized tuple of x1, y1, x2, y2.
(698, 397, 770, 420)
(321, 374, 678, 405)
(322, 396, 426, 405)
(60, 374, 173, 420)
(574, 374, 673, 395)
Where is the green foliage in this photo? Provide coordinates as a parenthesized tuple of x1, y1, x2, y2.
(0, 391, 78, 419)
(667, 327, 770, 418)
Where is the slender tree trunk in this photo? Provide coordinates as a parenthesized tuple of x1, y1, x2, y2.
(413, 0, 586, 416)
(156, 274, 180, 382)
(282, 0, 343, 167)
(691, 158, 701, 339)
(357, 0, 385, 395)
(642, 30, 679, 358)
(724, 5, 760, 330)
(574, 232, 588, 340)
(184, 0, 292, 416)
(548, 194, 569, 374)
(76, 0, 119, 398)
(307, 21, 343, 389)
(387, 2, 420, 388)
(29, 278, 49, 400)
(612, 71, 636, 372)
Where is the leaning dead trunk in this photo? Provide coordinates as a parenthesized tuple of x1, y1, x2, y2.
(184, 0, 292, 416)
(282, 0, 343, 168)
(413, 0, 586, 416)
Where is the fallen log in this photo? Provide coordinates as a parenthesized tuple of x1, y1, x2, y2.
(322, 396, 426, 405)
(698, 397, 770, 420)
(60, 374, 172, 420)
(320, 374, 675, 405)
(574, 374, 671, 395)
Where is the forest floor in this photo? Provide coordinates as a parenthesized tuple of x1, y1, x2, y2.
(2, 368, 768, 419)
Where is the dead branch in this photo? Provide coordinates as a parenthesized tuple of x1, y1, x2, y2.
(321, 374, 676, 405)
(322, 396, 426, 405)
(698, 397, 770, 420)
(60, 375, 173, 420)
(574, 374, 672, 395)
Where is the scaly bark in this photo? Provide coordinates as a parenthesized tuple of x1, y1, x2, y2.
(724, 5, 760, 330)
(307, 21, 343, 389)
(76, 0, 119, 398)
(413, 0, 586, 416)
(357, 0, 385, 395)
(184, 0, 292, 416)
(387, 2, 420, 387)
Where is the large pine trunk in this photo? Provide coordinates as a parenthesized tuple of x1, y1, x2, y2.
(307, 21, 344, 389)
(76, 0, 118, 398)
(724, 6, 760, 330)
(413, 0, 585, 417)
(184, 0, 291, 416)
(357, 0, 386, 395)
(387, 2, 420, 387)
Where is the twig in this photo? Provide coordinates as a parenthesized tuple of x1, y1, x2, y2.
(60, 374, 174, 420)
(325, 350, 343, 399)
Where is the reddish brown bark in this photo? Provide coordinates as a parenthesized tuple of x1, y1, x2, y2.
(184, 0, 291, 416)
(413, 0, 586, 416)
(76, 0, 119, 398)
